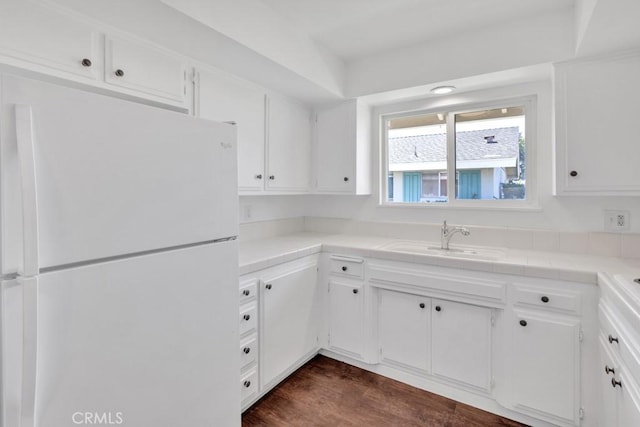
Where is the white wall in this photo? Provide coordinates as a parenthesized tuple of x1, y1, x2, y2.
(242, 80, 640, 233)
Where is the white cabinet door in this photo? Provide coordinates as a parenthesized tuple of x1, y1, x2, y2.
(431, 299, 492, 391)
(0, 0, 100, 80)
(315, 101, 356, 193)
(328, 280, 365, 358)
(261, 263, 318, 388)
(511, 309, 581, 424)
(266, 94, 311, 192)
(555, 51, 640, 195)
(378, 290, 430, 372)
(196, 67, 266, 192)
(314, 99, 371, 195)
(105, 36, 186, 103)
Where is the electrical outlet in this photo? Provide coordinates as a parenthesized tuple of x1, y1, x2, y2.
(604, 210, 630, 231)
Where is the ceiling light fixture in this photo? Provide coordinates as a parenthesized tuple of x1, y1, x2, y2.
(431, 85, 455, 95)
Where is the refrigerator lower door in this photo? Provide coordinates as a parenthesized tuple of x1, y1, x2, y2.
(23, 241, 239, 427)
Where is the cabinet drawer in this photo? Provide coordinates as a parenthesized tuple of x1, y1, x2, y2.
(600, 303, 640, 385)
(512, 284, 581, 314)
(240, 334, 258, 370)
(240, 368, 258, 404)
(239, 279, 258, 304)
(239, 302, 257, 336)
(329, 255, 364, 279)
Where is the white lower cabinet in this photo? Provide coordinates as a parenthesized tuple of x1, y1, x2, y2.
(598, 280, 640, 427)
(509, 309, 581, 424)
(239, 277, 259, 408)
(328, 280, 365, 359)
(431, 299, 493, 392)
(378, 290, 430, 372)
(377, 291, 493, 391)
(245, 252, 597, 426)
(261, 258, 319, 389)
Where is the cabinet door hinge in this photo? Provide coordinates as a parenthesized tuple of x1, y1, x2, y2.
(579, 329, 584, 342)
(579, 407, 584, 419)
(379, 347, 383, 356)
(327, 333, 331, 344)
(490, 314, 496, 327)
(490, 378, 496, 389)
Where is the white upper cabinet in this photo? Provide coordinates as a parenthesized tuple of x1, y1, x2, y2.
(314, 100, 371, 194)
(196, 67, 266, 192)
(555, 50, 640, 195)
(0, 0, 100, 80)
(0, 1, 188, 109)
(105, 36, 186, 103)
(266, 94, 311, 192)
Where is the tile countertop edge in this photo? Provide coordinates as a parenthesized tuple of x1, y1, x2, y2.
(238, 233, 640, 285)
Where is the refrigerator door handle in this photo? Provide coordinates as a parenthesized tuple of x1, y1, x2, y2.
(19, 276, 39, 427)
(15, 105, 40, 277)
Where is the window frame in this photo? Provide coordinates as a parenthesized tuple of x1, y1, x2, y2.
(380, 95, 537, 210)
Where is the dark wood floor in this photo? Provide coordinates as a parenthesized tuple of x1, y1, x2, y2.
(243, 355, 528, 427)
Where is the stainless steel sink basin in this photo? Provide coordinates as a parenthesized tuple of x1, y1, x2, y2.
(378, 240, 505, 260)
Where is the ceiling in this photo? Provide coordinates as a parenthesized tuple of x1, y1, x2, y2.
(260, 0, 576, 61)
(51, 0, 640, 103)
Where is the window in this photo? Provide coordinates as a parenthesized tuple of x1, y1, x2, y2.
(382, 98, 533, 207)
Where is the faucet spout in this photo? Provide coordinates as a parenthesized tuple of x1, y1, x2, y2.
(441, 220, 470, 250)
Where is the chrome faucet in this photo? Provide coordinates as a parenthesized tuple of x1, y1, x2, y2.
(441, 220, 470, 250)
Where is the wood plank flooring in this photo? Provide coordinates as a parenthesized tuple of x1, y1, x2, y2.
(242, 355, 528, 427)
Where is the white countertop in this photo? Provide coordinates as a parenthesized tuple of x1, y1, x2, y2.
(239, 232, 640, 284)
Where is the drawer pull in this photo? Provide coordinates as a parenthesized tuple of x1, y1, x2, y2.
(608, 334, 619, 344)
(352, 289, 359, 294)
(81, 58, 92, 67)
(243, 347, 251, 354)
(605, 365, 615, 375)
(242, 289, 250, 296)
(243, 314, 251, 321)
(265, 284, 272, 290)
(519, 320, 527, 327)
(244, 380, 251, 388)
(419, 303, 425, 309)
(541, 296, 549, 303)
(255, 174, 263, 180)
(115, 69, 125, 77)
(435, 306, 442, 312)
(611, 378, 622, 388)
(569, 170, 578, 177)
(341, 266, 348, 272)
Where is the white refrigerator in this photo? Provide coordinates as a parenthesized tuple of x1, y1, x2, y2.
(0, 75, 240, 427)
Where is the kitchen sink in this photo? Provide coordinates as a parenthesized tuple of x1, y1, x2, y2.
(378, 240, 506, 260)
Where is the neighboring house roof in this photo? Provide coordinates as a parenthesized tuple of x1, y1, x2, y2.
(389, 127, 520, 167)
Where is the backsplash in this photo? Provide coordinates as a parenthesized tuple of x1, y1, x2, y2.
(240, 216, 640, 259)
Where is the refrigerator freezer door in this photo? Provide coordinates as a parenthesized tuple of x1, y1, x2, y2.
(1, 75, 238, 272)
(24, 241, 239, 427)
